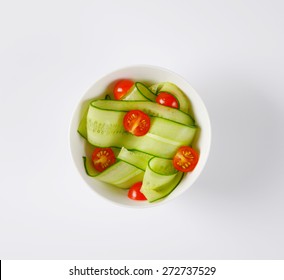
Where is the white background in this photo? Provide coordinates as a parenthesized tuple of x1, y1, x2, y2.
(0, 0, 284, 259)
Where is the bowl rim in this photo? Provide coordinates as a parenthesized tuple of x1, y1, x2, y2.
(69, 64, 212, 208)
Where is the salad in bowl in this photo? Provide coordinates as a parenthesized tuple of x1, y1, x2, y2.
(70, 65, 211, 207)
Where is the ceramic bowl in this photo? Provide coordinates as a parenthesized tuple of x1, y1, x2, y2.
(69, 65, 211, 207)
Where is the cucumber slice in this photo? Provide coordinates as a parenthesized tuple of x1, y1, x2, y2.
(83, 157, 144, 189)
(122, 84, 146, 101)
(135, 82, 156, 101)
(142, 158, 177, 191)
(150, 82, 191, 114)
(77, 98, 97, 139)
(117, 147, 153, 171)
(86, 103, 197, 158)
(122, 82, 156, 102)
(140, 157, 184, 202)
(141, 172, 184, 202)
(77, 108, 88, 139)
(149, 83, 163, 94)
(90, 100, 194, 126)
(97, 161, 143, 188)
(83, 156, 100, 177)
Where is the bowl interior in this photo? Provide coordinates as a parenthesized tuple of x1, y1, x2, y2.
(69, 65, 211, 208)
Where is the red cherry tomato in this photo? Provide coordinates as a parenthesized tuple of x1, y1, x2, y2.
(173, 146, 199, 172)
(128, 182, 147, 200)
(113, 79, 134, 100)
(123, 110, 151, 136)
(92, 147, 116, 172)
(156, 92, 179, 109)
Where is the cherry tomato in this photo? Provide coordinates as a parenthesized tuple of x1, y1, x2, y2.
(92, 147, 116, 172)
(156, 92, 179, 109)
(123, 110, 151, 136)
(113, 79, 134, 100)
(128, 182, 147, 200)
(173, 146, 199, 172)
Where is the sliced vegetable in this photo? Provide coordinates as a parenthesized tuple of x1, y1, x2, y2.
(156, 92, 179, 109)
(83, 156, 100, 177)
(97, 161, 144, 188)
(83, 157, 144, 189)
(117, 147, 153, 171)
(140, 157, 184, 202)
(114, 79, 134, 100)
(173, 146, 199, 172)
(86, 102, 196, 158)
(89, 99, 194, 126)
(77, 98, 97, 139)
(150, 82, 190, 114)
(141, 172, 184, 202)
(128, 182, 147, 200)
(135, 82, 156, 101)
(123, 110, 151, 136)
(92, 147, 116, 172)
(77, 108, 88, 139)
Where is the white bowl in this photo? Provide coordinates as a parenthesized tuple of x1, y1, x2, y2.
(69, 65, 211, 208)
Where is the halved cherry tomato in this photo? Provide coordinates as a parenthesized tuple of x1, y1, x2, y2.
(128, 182, 147, 200)
(123, 110, 151, 136)
(173, 146, 199, 172)
(156, 92, 179, 109)
(92, 147, 116, 172)
(113, 79, 134, 100)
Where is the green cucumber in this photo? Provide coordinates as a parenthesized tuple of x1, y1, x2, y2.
(141, 172, 184, 202)
(86, 103, 196, 158)
(149, 83, 163, 94)
(142, 158, 177, 190)
(89, 100, 194, 126)
(123, 85, 148, 101)
(123, 82, 156, 102)
(117, 147, 153, 171)
(77, 98, 97, 139)
(97, 161, 143, 188)
(140, 157, 183, 202)
(83, 157, 144, 189)
(83, 156, 100, 177)
(149, 82, 191, 114)
(135, 82, 156, 101)
(77, 108, 88, 139)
